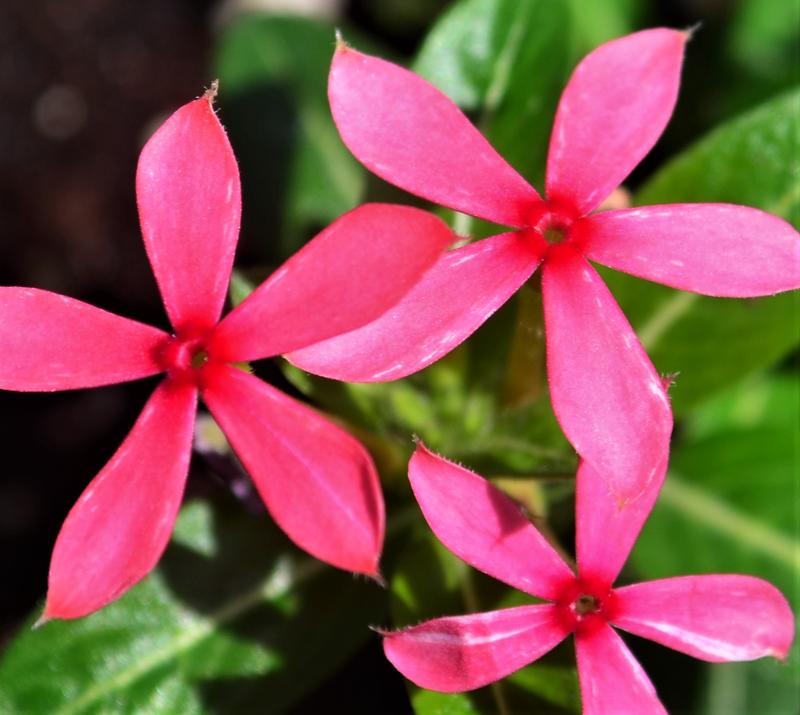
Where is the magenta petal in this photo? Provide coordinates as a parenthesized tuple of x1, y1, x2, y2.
(576, 624, 667, 715)
(581, 204, 800, 297)
(329, 45, 542, 227)
(287, 232, 544, 382)
(0, 288, 168, 391)
(408, 444, 573, 600)
(201, 364, 384, 575)
(210, 204, 454, 362)
(576, 460, 663, 587)
(614, 575, 795, 662)
(44, 381, 197, 619)
(542, 246, 672, 504)
(383, 605, 568, 692)
(546, 29, 686, 216)
(137, 93, 241, 332)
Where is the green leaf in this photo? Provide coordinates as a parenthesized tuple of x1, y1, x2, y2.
(390, 522, 580, 715)
(603, 88, 800, 413)
(723, 0, 800, 115)
(214, 14, 366, 259)
(629, 373, 800, 712)
(0, 498, 385, 715)
(637, 88, 799, 217)
(565, 0, 643, 53)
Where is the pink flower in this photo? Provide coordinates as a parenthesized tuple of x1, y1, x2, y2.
(381, 444, 795, 713)
(288, 29, 800, 504)
(0, 89, 454, 620)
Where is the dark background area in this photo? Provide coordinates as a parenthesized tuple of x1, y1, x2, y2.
(0, 1, 796, 713)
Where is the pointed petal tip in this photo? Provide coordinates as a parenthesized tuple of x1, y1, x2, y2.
(368, 568, 387, 589)
(772, 645, 791, 662)
(32, 612, 51, 630)
(683, 22, 702, 41)
(334, 28, 348, 52)
(369, 624, 392, 636)
(203, 79, 219, 104)
(411, 435, 430, 454)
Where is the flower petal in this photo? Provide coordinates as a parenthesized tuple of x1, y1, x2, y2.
(287, 231, 544, 382)
(136, 92, 241, 332)
(408, 444, 573, 600)
(209, 204, 455, 362)
(576, 624, 667, 715)
(0, 288, 168, 391)
(614, 575, 795, 662)
(546, 29, 686, 216)
(542, 245, 672, 504)
(579, 204, 800, 297)
(576, 460, 663, 587)
(201, 364, 384, 575)
(44, 381, 197, 619)
(383, 605, 568, 692)
(329, 44, 542, 227)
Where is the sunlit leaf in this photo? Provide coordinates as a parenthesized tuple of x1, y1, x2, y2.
(0, 498, 385, 715)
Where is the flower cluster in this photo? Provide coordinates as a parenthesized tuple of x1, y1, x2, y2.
(380, 445, 793, 713)
(289, 28, 800, 504)
(1, 24, 797, 714)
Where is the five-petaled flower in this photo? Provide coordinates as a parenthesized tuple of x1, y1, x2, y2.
(380, 444, 795, 713)
(0, 87, 454, 620)
(288, 28, 800, 504)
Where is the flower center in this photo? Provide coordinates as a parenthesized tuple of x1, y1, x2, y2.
(531, 199, 579, 246)
(191, 349, 209, 369)
(574, 593, 600, 616)
(543, 226, 568, 245)
(555, 577, 617, 635)
(157, 328, 215, 386)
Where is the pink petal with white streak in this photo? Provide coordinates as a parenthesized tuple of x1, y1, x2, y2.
(287, 231, 544, 382)
(137, 93, 241, 332)
(330, 45, 542, 227)
(44, 381, 197, 619)
(201, 365, 384, 576)
(210, 204, 454, 362)
(546, 29, 686, 216)
(408, 444, 573, 600)
(542, 245, 672, 504)
(581, 204, 800, 296)
(0, 288, 168, 391)
(576, 460, 664, 587)
(614, 575, 795, 662)
(576, 624, 667, 715)
(383, 605, 568, 692)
